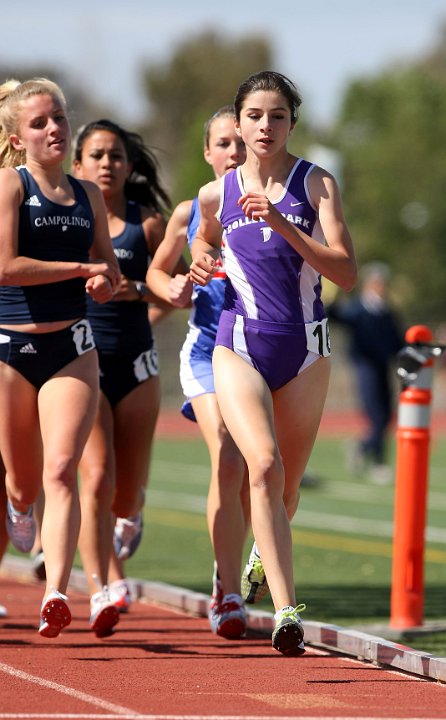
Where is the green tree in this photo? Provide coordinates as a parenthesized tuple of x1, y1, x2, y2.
(139, 31, 272, 203)
(334, 27, 446, 323)
(139, 32, 322, 205)
(0, 65, 108, 141)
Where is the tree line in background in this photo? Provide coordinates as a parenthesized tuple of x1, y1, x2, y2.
(2, 25, 446, 326)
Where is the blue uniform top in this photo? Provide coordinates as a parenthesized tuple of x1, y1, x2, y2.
(217, 159, 326, 325)
(186, 197, 226, 342)
(87, 201, 153, 354)
(0, 167, 94, 324)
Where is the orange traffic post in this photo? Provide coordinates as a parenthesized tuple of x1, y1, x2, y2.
(390, 325, 434, 628)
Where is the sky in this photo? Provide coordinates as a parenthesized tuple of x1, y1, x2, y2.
(2, 0, 445, 129)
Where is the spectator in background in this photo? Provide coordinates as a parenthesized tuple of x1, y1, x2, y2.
(327, 262, 404, 483)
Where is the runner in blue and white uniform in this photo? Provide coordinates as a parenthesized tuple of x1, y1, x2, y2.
(190, 71, 357, 656)
(178, 195, 228, 422)
(147, 107, 250, 640)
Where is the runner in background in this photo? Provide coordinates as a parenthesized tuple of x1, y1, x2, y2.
(73, 119, 177, 626)
(190, 71, 357, 655)
(147, 106, 251, 639)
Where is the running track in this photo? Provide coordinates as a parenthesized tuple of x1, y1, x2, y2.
(1, 411, 446, 719)
(155, 409, 446, 440)
(1, 559, 446, 720)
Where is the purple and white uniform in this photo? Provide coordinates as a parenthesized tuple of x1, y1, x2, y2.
(215, 158, 330, 391)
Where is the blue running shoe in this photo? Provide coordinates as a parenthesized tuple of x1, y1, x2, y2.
(6, 500, 36, 553)
(113, 513, 143, 560)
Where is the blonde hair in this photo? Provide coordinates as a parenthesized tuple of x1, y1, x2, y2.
(203, 105, 235, 149)
(0, 77, 67, 167)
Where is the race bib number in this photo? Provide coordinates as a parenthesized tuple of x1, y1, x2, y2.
(133, 345, 159, 382)
(71, 319, 95, 355)
(305, 318, 331, 357)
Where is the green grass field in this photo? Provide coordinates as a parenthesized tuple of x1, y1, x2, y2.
(120, 431, 446, 656)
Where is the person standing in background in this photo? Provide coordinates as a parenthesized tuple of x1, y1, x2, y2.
(147, 106, 251, 640)
(73, 119, 175, 632)
(0, 78, 120, 638)
(327, 262, 404, 483)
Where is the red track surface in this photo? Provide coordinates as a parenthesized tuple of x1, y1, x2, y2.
(155, 409, 446, 440)
(1, 410, 446, 718)
(1, 577, 445, 720)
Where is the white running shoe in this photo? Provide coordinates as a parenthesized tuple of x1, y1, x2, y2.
(6, 500, 36, 553)
(39, 589, 71, 638)
(209, 593, 247, 639)
(109, 579, 132, 613)
(272, 604, 306, 656)
(241, 543, 269, 604)
(113, 513, 143, 560)
(90, 587, 120, 638)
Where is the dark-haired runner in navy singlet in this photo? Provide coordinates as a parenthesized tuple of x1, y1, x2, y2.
(73, 118, 177, 630)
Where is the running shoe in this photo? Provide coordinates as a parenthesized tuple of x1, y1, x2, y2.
(6, 500, 36, 553)
(39, 589, 71, 638)
(109, 579, 132, 613)
(113, 513, 143, 560)
(0, 604, 7, 618)
(241, 543, 269, 604)
(272, 604, 306, 657)
(31, 548, 46, 581)
(209, 593, 246, 639)
(89, 587, 120, 638)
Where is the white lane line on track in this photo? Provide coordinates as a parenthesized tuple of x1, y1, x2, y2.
(0, 716, 441, 720)
(0, 662, 136, 716)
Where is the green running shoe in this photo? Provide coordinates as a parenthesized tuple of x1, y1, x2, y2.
(241, 545, 269, 604)
(272, 604, 306, 657)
